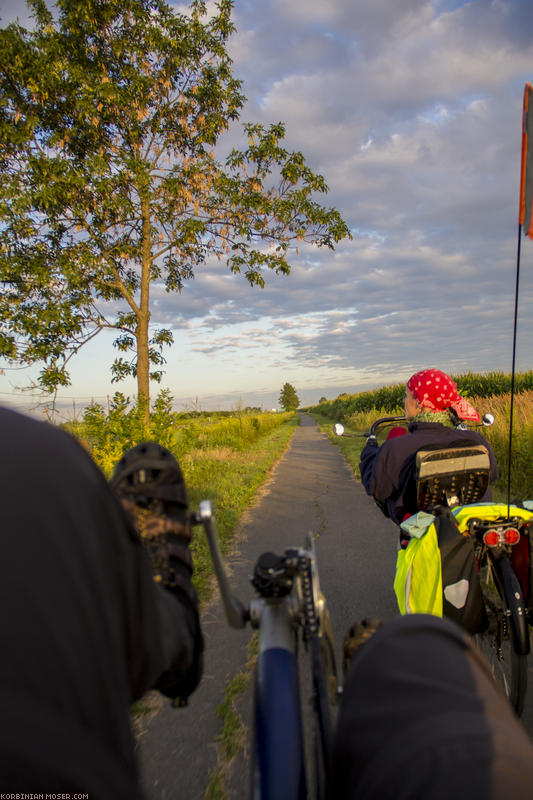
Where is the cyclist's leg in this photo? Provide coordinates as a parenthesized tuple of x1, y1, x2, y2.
(0, 407, 200, 795)
(330, 614, 533, 800)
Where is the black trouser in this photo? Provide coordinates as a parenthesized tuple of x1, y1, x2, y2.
(331, 614, 533, 800)
(0, 407, 200, 797)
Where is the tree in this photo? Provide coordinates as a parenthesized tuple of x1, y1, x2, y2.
(319, 396, 327, 403)
(0, 0, 351, 416)
(279, 382, 299, 411)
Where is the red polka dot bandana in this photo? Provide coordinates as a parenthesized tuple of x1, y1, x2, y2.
(407, 369, 480, 422)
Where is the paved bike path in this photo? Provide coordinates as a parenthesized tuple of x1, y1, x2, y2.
(137, 414, 404, 799)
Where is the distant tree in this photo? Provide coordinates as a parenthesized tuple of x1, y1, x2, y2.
(0, 0, 351, 418)
(279, 382, 299, 411)
(319, 396, 327, 403)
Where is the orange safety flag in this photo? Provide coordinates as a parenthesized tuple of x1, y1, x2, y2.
(519, 82, 533, 238)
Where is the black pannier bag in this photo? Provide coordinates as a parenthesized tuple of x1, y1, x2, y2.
(433, 507, 486, 635)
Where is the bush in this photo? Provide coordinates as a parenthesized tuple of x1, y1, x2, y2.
(63, 393, 292, 475)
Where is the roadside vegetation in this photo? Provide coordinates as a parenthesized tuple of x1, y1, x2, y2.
(63, 390, 298, 600)
(306, 371, 533, 503)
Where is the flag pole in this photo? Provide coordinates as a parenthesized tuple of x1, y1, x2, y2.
(506, 221, 522, 513)
(506, 82, 532, 512)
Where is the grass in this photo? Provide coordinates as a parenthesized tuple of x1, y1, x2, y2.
(474, 391, 533, 503)
(183, 416, 299, 600)
(215, 673, 248, 761)
(205, 771, 226, 800)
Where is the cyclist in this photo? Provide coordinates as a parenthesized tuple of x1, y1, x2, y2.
(0, 406, 203, 797)
(359, 368, 498, 524)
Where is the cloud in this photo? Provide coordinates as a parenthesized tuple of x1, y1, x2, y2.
(2, 0, 533, 411)
(0, 0, 35, 25)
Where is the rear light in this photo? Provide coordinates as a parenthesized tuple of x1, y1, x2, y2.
(483, 530, 500, 547)
(505, 528, 520, 545)
(483, 527, 521, 547)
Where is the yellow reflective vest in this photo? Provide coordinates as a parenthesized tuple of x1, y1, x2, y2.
(394, 522, 442, 615)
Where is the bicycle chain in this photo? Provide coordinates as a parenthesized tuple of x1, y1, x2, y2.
(299, 555, 319, 638)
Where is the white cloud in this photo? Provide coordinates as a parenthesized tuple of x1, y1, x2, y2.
(2, 0, 533, 413)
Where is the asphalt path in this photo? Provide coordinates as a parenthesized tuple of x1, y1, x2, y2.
(137, 413, 533, 799)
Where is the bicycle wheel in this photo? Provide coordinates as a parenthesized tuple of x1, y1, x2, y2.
(474, 552, 529, 716)
(320, 603, 339, 707)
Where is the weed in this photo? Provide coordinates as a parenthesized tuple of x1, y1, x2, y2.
(205, 769, 228, 800)
(215, 673, 248, 761)
(205, 634, 259, 799)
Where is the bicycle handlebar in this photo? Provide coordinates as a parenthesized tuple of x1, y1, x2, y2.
(367, 415, 407, 437)
(366, 412, 494, 436)
(334, 411, 494, 440)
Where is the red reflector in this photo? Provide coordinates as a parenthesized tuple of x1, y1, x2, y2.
(483, 530, 500, 547)
(505, 528, 520, 545)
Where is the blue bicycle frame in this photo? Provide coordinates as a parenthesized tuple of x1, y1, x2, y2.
(194, 501, 337, 800)
(253, 605, 306, 799)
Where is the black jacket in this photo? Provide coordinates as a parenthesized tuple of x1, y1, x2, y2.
(359, 421, 499, 523)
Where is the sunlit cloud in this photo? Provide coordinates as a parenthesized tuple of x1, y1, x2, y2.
(1, 0, 533, 411)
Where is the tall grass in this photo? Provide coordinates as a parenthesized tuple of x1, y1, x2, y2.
(345, 405, 402, 435)
(475, 391, 533, 502)
(172, 412, 288, 460)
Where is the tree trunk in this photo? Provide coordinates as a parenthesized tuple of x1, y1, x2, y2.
(137, 196, 152, 424)
(136, 312, 150, 419)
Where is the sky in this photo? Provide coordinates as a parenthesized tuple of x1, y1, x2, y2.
(1, 0, 533, 417)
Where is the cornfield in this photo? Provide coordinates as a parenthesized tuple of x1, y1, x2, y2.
(308, 371, 533, 421)
(475, 391, 533, 502)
